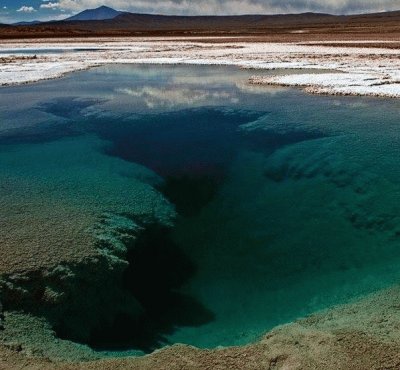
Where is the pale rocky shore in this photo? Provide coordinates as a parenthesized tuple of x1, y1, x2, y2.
(2, 286, 400, 369)
(1, 37, 400, 98)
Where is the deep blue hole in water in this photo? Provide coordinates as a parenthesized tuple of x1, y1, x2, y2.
(55, 224, 215, 353)
(59, 107, 326, 351)
(2, 65, 400, 357)
(26, 100, 327, 352)
(93, 108, 326, 218)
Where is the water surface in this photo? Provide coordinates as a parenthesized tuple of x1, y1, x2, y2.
(0, 48, 107, 55)
(1, 64, 400, 356)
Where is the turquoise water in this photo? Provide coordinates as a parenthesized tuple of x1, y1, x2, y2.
(1, 64, 400, 355)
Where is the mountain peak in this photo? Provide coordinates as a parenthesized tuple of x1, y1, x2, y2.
(96, 5, 115, 11)
(66, 5, 122, 22)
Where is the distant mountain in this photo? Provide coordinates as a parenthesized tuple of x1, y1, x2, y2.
(66, 6, 122, 21)
(2, 8, 399, 39)
(107, 12, 334, 31)
(13, 20, 42, 26)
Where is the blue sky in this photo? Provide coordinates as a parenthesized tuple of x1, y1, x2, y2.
(1, 0, 399, 23)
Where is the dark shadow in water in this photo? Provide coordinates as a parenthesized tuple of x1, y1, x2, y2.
(93, 108, 266, 217)
(98, 108, 262, 178)
(86, 224, 214, 353)
(94, 108, 325, 179)
(93, 108, 325, 218)
(160, 174, 224, 217)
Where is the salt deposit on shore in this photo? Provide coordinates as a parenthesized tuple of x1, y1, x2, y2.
(1, 37, 400, 98)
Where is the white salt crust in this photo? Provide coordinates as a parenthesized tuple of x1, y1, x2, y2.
(1, 37, 400, 98)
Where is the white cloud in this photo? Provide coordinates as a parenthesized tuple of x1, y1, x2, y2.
(17, 6, 37, 13)
(40, 2, 61, 9)
(56, 0, 400, 15)
(116, 86, 237, 108)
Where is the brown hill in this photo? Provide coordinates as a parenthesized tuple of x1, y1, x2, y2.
(1, 10, 399, 39)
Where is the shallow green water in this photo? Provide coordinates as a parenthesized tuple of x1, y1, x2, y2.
(1, 64, 400, 356)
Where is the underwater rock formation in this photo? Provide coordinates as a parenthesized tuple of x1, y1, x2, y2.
(0, 134, 178, 359)
(263, 136, 400, 236)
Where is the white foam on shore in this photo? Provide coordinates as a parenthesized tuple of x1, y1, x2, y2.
(1, 37, 400, 98)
